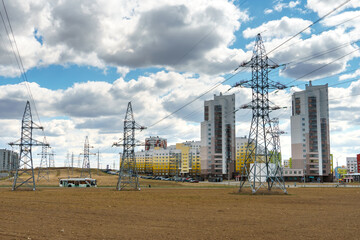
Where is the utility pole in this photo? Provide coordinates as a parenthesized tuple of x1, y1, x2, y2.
(9, 101, 49, 191)
(77, 154, 81, 168)
(66, 152, 70, 178)
(113, 102, 146, 191)
(233, 34, 287, 194)
(71, 152, 74, 176)
(97, 149, 100, 175)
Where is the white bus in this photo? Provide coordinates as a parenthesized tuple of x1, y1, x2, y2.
(59, 178, 97, 188)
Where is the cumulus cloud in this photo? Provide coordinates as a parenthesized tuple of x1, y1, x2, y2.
(243, 17, 312, 39)
(270, 28, 360, 80)
(0, 71, 251, 166)
(264, 9, 273, 14)
(339, 69, 360, 80)
(306, 0, 360, 17)
(0, 0, 249, 77)
(265, 0, 301, 14)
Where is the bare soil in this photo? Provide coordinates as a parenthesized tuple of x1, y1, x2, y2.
(0, 176, 359, 239)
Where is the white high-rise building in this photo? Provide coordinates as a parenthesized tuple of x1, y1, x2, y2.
(200, 93, 235, 179)
(290, 82, 331, 182)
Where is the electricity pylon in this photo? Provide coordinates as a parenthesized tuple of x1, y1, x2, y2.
(48, 150, 55, 168)
(97, 149, 100, 176)
(270, 117, 286, 165)
(71, 152, 74, 176)
(80, 136, 95, 178)
(113, 102, 146, 191)
(37, 137, 50, 182)
(232, 34, 287, 194)
(9, 101, 49, 191)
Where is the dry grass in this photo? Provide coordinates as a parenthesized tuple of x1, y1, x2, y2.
(0, 168, 224, 188)
(0, 181, 359, 239)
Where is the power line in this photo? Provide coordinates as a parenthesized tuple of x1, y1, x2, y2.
(267, 0, 352, 55)
(147, 0, 354, 130)
(270, 12, 360, 58)
(1, 0, 45, 136)
(285, 47, 359, 86)
(147, 68, 246, 128)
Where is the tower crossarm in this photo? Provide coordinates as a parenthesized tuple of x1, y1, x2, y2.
(9, 138, 49, 147)
(31, 121, 44, 130)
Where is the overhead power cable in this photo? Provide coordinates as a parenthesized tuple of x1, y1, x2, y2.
(267, 0, 352, 55)
(148, 68, 246, 128)
(270, 12, 360, 57)
(0, 0, 45, 136)
(148, 0, 353, 130)
(286, 47, 359, 86)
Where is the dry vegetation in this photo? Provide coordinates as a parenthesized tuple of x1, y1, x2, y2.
(0, 168, 222, 188)
(1, 169, 360, 239)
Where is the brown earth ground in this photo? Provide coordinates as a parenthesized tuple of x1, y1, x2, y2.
(0, 169, 360, 239)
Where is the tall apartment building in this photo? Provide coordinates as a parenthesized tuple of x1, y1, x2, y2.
(0, 149, 18, 176)
(290, 82, 331, 182)
(200, 93, 236, 179)
(346, 157, 358, 173)
(145, 136, 167, 150)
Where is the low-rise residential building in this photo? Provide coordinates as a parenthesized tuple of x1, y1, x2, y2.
(135, 139, 201, 178)
(282, 168, 304, 182)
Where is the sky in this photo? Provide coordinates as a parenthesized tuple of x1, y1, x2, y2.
(1, 0, 360, 169)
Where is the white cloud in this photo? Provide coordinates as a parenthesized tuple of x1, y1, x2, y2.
(306, 0, 360, 17)
(339, 69, 360, 80)
(243, 16, 312, 39)
(289, 1, 301, 8)
(0, 0, 249, 77)
(264, 9, 273, 14)
(265, 28, 360, 81)
(267, 0, 301, 14)
(0, 70, 249, 167)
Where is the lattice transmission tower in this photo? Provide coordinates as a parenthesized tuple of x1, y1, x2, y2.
(37, 137, 50, 182)
(49, 150, 55, 168)
(9, 101, 49, 191)
(232, 34, 287, 194)
(270, 117, 286, 164)
(113, 102, 146, 191)
(81, 136, 95, 178)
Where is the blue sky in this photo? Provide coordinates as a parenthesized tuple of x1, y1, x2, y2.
(1, 0, 360, 167)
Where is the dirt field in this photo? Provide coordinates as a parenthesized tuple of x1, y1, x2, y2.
(0, 183, 359, 239)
